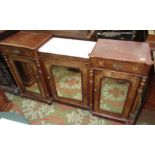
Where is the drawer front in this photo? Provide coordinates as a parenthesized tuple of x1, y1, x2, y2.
(0, 46, 34, 57)
(90, 58, 144, 74)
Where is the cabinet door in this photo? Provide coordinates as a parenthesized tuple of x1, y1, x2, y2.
(8, 56, 46, 98)
(44, 58, 89, 107)
(94, 69, 141, 119)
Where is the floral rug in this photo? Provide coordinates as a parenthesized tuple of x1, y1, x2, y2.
(3, 92, 155, 125)
(6, 92, 121, 125)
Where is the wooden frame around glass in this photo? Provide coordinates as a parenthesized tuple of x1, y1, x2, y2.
(93, 69, 141, 121)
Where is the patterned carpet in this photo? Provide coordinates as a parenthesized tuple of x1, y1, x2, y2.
(6, 92, 118, 125)
(3, 92, 155, 125)
(2, 66, 155, 125)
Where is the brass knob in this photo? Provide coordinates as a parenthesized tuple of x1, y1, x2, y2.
(36, 76, 39, 79)
(94, 88, 97, 92)
(113, 64, 123, 70)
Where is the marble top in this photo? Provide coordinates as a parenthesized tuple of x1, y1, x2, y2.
(39, 37, 96, 58)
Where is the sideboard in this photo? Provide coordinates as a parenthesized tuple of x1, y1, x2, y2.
(0, 31, 153, 124)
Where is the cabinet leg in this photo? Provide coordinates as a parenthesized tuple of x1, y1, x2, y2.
(125, 119, 135, 125)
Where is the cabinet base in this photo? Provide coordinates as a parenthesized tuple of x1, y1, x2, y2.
(20, 93, 53, 105)
(0, 85, 20, 95)
(53, 99, 90, 110)
(92, 111, 134, 125)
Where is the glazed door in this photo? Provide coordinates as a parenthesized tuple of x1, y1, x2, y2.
(44, 58, 88, 107)
(94, 69, 141, 119)
(7, 56, 46, 98)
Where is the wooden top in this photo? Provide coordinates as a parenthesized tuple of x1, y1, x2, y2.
(0, 31, 52, 50)
(39, 37, 96, 58)
(90, 39, 153, 65)
(0, 30, 19, 41)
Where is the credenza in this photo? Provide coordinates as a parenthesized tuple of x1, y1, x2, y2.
(0, 31, 153, 124)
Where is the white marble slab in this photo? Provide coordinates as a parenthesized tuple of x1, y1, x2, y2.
(39, 37, 96, 58)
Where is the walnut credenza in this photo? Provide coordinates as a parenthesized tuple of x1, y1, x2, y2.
(0, 32, 153, 124)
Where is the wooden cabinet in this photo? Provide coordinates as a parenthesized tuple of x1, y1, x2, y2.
(39, 37, 96, 108)
(40, 53, 89, 108)
(0, 31, 53, 104)
(5, 54, 51, 103)
(0, 32, 153, 124)
(90, 39, 153, 124)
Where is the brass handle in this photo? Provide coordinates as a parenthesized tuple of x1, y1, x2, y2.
(116, 79, 128, 84)
(113, 64, 123, 70)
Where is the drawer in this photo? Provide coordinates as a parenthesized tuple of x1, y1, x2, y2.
(90, 57, 144, 74)
(0, 46, 34, 58)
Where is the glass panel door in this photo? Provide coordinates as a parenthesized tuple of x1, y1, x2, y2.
(94, 69, 140, 118)
(100, 77, 129, 114)
(51, 66, 83, 101)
